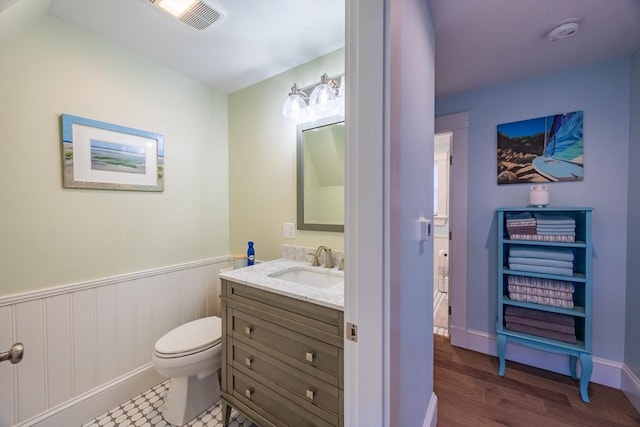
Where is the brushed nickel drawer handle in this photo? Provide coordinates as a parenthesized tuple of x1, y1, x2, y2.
(305, 351, 314, 362)
(244, 326, 252, 336)
(245, 357, 252, 367)
(306, 389, 315, 401)
(245, 388, 252, 399)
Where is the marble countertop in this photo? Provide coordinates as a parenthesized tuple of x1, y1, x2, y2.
(218, 259, 344, 310)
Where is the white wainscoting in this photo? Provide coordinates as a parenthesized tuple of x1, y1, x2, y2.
(0, 257, 229, 426)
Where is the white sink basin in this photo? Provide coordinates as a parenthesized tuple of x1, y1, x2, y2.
(270, 268, 343, 289)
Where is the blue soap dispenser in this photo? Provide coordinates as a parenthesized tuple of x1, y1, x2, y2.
(247, 241, 255, 266)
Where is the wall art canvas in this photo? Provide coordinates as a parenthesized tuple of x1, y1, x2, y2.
(61, 114, 164, 191)
(497, 111, 583, 185)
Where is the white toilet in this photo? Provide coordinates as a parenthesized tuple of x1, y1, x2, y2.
(152, 316, 223, 426)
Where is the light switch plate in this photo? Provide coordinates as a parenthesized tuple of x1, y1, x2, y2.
(283, 222, 296, 239)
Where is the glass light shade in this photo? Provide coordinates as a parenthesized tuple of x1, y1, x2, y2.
(309, 83, 337, 113)
(282, 93, 309, 119)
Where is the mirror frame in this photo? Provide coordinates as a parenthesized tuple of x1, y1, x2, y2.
(296, 114, 345, 232)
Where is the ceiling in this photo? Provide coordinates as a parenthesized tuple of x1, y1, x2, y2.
(47, 0, 345, 94)
(429, 0, 640, 97)
(1, 0, 639, 97)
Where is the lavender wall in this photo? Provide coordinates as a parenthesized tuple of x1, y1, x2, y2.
(436, 58, 631, 363)
(625, 49, 640, 378)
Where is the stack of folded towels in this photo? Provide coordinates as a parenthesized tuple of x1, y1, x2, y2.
(507, 275, 575, 308)
(504, 306, 576, 343)
(533, 213, 576, 242)
(508, 246, 574, 276)
(505, 212, 536, 239)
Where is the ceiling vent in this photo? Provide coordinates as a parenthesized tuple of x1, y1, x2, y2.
(147, 0, 226, 31)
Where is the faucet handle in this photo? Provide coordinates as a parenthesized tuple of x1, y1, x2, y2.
(325, 249, 334, 269)
(307, 253, 320, 267)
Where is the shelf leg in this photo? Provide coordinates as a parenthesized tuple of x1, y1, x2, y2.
(497, 333, 507, 376)
(579, 353, 592, 403)
(569, 355, 578, 380)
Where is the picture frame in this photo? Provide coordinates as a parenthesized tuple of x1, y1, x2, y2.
(61, 114, 164, 191)
(497, 111, 583, 185)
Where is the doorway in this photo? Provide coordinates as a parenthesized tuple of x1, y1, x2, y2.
(433, 132, 452, 336)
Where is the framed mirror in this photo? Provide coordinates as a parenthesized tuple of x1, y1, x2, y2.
(297, 115, 345, 232)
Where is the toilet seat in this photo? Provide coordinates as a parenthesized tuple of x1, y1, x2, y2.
(154, 316, 222, 359)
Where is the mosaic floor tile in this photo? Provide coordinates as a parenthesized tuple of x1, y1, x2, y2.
(83, 380, 256, 427)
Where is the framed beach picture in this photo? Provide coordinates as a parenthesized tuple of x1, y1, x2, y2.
(497, 111, 583, 185)
(61, 114, 164, 191)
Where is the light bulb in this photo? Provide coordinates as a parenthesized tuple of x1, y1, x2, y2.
(282, 93, 308, 119)
(309, 83, 337, 113)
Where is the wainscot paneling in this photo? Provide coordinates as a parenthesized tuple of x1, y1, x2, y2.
(0, 257, 229, 426)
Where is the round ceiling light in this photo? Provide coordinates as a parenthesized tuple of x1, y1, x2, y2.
(547, 18, 580, 41)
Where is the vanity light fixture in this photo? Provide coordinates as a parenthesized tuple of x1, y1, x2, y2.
(282, 73, 344, 119)
(282, 84, 310, 120)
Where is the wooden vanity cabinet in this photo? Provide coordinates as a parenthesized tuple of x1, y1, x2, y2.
(221, 279, 344, 427)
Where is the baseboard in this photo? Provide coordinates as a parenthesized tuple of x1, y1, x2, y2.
(461, 329, 623, 389)
(621, 364, 640, 413)
(422, 392, 438, 427)
(15, 364, 164, 427)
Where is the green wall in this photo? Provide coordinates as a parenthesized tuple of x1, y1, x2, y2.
(228, 49, 345, 261)
(0, 15, 229, 296)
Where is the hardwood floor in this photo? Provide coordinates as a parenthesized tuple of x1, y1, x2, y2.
(434, 335, 640, 426)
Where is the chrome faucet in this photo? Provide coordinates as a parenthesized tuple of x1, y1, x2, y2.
(313, 245, 334, 268)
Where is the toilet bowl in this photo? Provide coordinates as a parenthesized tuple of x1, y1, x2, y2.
(152, 316, 222, 426)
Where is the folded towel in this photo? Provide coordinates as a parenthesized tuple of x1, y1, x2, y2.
(504, 306, 575, 325)
(508, 234, 575, 242)
(536, 224, 576, 230)
(507, 227, 537, 236)
(508, 292, 575, 308)
(533, 213, 576, 225)
(505, 315, 576, 335)
(507, 275, 575, 292)
(509, 263, 573, 276)
(536, 230, 576, 236)
(507, 224, 537, 230)
(508, 257, 573, 269)
(505, 212, 534, 221)
(506, 323, 577, 343)
(509, 246, 574, 262)
(508, 284, 574, 301)
(507, 222, 536, 230)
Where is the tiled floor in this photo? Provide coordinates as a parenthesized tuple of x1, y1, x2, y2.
(83, 380, 256, 427)
(433, 288, 449, 337)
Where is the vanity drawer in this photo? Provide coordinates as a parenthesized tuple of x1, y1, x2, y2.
(230, 308, 341, 379)
(228, 368, 338, 427)
(223, 280, 343, 337)
(231, 340, 340, 416)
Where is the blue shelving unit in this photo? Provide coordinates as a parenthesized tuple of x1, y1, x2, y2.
(496, 207, 593, 403)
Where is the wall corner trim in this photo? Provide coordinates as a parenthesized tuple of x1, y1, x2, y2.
(621, 364, 640, 413)
(422, 392, 438, 427)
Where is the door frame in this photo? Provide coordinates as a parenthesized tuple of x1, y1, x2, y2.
(435, 112, 469, 348)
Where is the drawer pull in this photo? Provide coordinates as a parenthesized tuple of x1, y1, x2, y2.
(305, 351, 314, 362)
(245, 388, 252, 399)
(245, 357, 252, 367)
(306, 389, 315, 401)
(244, 326, 252, 336)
